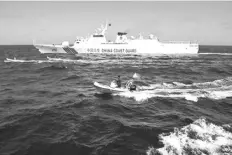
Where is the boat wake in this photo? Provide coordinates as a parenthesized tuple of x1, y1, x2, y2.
(4, 57, 118, 64)
(4, 57, 85, 64)
(4, 58, 47, 63)
(146, 117, 232, 155)
(46, 56, 81, 62)
(113, 77, 232, 102)
(4, 56, 200, 65)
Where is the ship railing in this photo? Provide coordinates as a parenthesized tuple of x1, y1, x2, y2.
(101, 42, 129, 44)
(161, 41, 198, 44)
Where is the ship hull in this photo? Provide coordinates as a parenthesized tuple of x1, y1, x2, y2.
(34, 42, 199, 55)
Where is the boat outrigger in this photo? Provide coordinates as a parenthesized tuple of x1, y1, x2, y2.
(34, 22, 199, 55)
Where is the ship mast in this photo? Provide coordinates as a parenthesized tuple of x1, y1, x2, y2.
(100, 20, 108, 35)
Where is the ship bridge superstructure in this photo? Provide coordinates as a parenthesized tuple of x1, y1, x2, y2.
(115, 32, 128, 43)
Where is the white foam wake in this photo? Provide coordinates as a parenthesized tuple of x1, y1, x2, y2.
(5, 57, 197, 65)
(147, 118, 232, 155)
(4, 57, 122, 64)
(114, 77, 232, 102)
(4, 58, 49, 63)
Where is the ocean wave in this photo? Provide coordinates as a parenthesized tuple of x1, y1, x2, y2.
(38, 64, 68, 71)
(207, 67, 230, 74)
(146, 117, 232, 155)
(199, 53, 232, 55)
(60, 74, 80, 81)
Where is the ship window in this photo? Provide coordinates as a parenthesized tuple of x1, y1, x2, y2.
(117, 32, 127, 36)
(93, 35, 104, 37)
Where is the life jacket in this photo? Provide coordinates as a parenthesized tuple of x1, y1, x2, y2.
(116, 79, 121, 87)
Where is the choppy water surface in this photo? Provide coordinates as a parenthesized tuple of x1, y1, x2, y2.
(0, 45, 232, 155)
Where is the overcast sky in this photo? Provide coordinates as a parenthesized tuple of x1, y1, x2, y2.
(0, 1, 232, 45)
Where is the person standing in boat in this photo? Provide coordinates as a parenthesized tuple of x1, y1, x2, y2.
(116, 75, 121, 88)
(110, 75, 121, 88)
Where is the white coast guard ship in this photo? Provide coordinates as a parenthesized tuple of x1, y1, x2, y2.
(34, 22, 199, 55)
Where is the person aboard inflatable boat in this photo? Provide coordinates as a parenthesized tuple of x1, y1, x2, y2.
(110, 75, 121, 88)
(110, 73, 141, 91)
